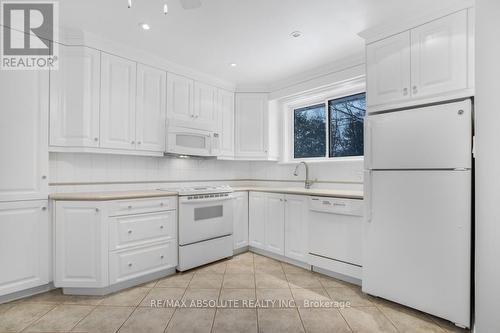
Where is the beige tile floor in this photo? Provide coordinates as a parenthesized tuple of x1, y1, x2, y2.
(0, 252, 470, 333)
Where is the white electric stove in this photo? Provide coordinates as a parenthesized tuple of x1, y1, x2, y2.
(159, 185, 234, 271)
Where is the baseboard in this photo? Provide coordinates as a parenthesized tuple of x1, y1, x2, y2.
(249, 247, 311, 270)
(312, 266, 362, 286)
(0, 283, 55, 304)
(62, 267, 176, 296)
(233, 246, 249, 255)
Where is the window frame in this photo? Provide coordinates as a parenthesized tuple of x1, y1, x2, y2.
(288, 88, 366, 163)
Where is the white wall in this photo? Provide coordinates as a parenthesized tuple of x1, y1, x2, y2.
(49, 153, 251, 192)
(474, 1, 500, 332)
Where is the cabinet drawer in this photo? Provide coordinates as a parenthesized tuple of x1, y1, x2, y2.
(109, 211, 176, 250)
(109, 197, 177, 216)
(109, 241, 177, 284)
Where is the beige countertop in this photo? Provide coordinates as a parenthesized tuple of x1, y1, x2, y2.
(49, 190, 178, 201)
(50, 186, 363, 201)
(232, 186, 363, 199)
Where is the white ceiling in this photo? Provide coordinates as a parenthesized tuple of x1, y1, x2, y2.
(59, 0, 459, 88)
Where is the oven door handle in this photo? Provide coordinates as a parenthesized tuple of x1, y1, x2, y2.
(179, 195, 234, 204)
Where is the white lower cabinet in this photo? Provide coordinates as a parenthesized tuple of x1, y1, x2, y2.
(249, 192, 307, 261)
(284, 195, 309, 262)
(233, 191, 249, 250)
(0, 200, 49, 296)
(54, 197, 177, 293)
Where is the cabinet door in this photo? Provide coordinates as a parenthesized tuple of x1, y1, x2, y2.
(235, 93, 268, 159)
(54, 201, 108, 288)
(50, 46, 100, 148)
(249, 192, 266, 249)
(410, 10, 468, 98)
(284, 195, 308, 263)
(194, 81, 217, 131)
(233, 192, 249, 250)
(366, 31, 411, 107)
(100, 53, 137, 150)
(166, 73, 194, 126)
(0, 70, 48, 201)
(0, 200, 49, 296)
(218, 89, 235, 159)
(136, 64, 166, 152)
(265, 193, 285, 256)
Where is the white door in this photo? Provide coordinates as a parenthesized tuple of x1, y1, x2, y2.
(235, 93, 268, 159)
(410, 10, 468, 99)
(100, 53, 137, 150)
(166, 73, 194, 126)
(249, 192, 266, 249)
(284, 195, 308, 262)
(366, 31, 411, 108)
(366, 99, 472, 170)
(194, 81, 217, 131)
(50, 45, 100, 148)
(54, 201, 108, 288)
(218, 89, 235, 159)
(0, 70, 48, 202)
(136, 64, 166, 152)
(0, 200, 49, 296)
(363, 170, 471, 328)
(233, 191, 249, 250)
(265, 193, 285, 256)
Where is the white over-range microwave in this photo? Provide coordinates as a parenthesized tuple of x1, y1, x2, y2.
(165, 126, 220, 157)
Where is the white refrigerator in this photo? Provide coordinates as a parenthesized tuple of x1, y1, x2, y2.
(363, 99, 472, 328)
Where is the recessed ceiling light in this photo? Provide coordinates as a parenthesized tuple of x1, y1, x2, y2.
(230, 63, 237, 67)
(290, 31, 302, 38)
(139, 23, 150, 30)
(163, 3, 168, 14)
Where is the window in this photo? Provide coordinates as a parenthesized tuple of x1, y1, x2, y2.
(292, 92, 366, 159)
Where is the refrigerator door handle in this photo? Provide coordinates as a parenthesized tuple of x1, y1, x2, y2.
(364, 170, 372, 223)
(364, 118, 373, 171)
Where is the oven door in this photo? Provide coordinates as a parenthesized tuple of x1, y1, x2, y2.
(178, 194, 234, 245)
(166, 127, 213, 156)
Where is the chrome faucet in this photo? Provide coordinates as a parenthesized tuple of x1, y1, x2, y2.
(293, 161, 313, 189)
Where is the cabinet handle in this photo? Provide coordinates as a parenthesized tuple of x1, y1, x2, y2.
(128, 205, 132, 209)
(458, 109, 464, 115)
(131, 141, 135, 144)
(160, 225, 164, 229)
(41, 175, 47, 180)
(95, 208, 99, 212)
(41, 207, 47, 211)
(137, 141, 141, 145)
(403, 88, 408, 96)
(128, 263, 133, 267)
(412, 86, 418, 94)
(160, 202, 164, 206)
(128, 229, 132, 234)
(160, 255, 164, 259)
(94, 137, 98, 142)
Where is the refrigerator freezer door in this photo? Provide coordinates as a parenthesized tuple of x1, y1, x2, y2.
(362, 170, 471, 327)
(365, 99, 471, 170)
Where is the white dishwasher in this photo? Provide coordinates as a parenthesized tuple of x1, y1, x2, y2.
(308, 196, 363, 281)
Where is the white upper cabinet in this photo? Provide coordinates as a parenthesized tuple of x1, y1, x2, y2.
(365, 8, 473, 110)
(410, 10, 468, 99)
(235, 93, 269, 160)
(100, 53, 137, 150)
(194, 81, 218, 131)
(218, 89, 235, 159)
(50, 45, 100, 148)
(0, 200, 49, 296)
(367, 31, 411, 107)
(284, 195, 308, 263)
(167, 73, 194, 126)
(0, 70, 48, 201)
(136, 64, 167, 152)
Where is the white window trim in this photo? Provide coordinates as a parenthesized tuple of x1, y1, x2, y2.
(281, 77, 366, 164)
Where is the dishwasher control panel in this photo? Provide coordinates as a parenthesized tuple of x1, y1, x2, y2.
(309, 197, 363, 216)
